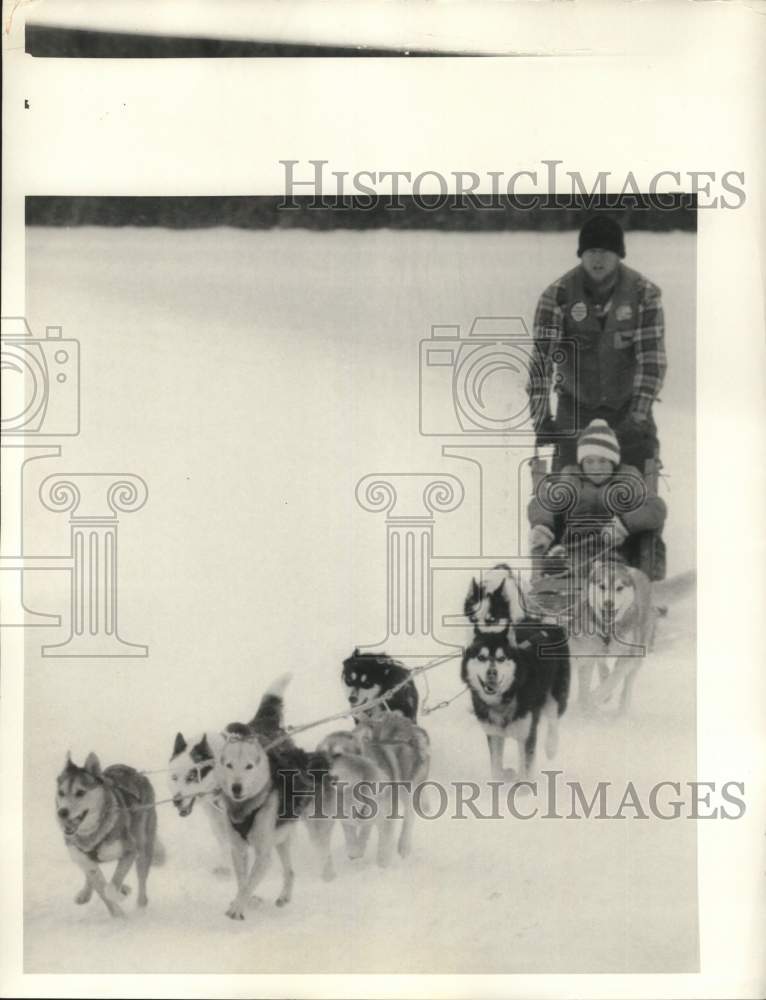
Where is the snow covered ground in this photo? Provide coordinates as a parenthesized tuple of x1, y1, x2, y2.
(21, 224, 697, 973)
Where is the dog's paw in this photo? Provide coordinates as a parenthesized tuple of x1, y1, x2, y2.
(275, 894, 291, 908)
(118, 883, 131, 896)
(226, 903, 245, 921)
(212, 865, 231, 877)
(107, 903, 126, 918)
(74, 889, 92, 904)
(501, 767, 518, 783)
(104, 883, 124, 906)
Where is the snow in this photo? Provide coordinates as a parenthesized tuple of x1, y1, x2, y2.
(22, 225, 697, 973)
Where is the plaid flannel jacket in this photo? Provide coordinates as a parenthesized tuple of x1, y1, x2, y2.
(530, 267, 667, 422)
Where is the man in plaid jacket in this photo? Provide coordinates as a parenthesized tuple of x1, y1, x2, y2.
(528, 216, 667, 470)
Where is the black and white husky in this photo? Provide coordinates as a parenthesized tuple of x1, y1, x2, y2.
(341, 649, 419, 722)
(168, 729, 231, 874)
(461, 629, 570, 782)
(464, 564, 528, 635)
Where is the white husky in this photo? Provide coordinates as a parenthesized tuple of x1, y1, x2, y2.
(168, 729, 230, 873)
(569, 557, 655, 715)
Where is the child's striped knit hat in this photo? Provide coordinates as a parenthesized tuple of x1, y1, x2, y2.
(577, 419, 621, 465)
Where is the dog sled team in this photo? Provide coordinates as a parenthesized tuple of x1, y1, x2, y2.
(57, 670, 430, 923)
(56, 415, 666, 924)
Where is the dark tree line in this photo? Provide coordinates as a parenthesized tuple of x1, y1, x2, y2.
(26, 196, 696, 233)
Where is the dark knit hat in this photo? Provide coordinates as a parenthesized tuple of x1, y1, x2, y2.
(577, 216, 625, 258)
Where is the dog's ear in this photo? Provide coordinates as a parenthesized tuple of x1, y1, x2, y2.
(83, 752, 101, 778)
(172, 732, 187, 759)
(195, 734, 212, 760)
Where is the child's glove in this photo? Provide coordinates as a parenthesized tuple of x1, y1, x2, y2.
(529, 524, 555, 555)
(547, 544, 567, 559)
(602, 516, 629, 546)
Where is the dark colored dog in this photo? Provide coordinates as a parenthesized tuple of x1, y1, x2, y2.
(464, 564, 528, 635)
(461, 629, 570, 782)
(341, 649, 418, 722)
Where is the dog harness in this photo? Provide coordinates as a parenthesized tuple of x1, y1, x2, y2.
(226, 785, 274, 842)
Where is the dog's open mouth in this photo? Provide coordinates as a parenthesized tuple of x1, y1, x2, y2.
(175, 798, 195, 817)
(63, 810, 88, 835)
(477, 676, 499, 696)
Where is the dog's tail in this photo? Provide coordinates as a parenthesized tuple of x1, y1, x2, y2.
(152, 838, 168, 866)
(248, 673, 293, 734)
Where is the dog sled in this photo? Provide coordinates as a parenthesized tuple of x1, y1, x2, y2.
(525, 446, 666, 622)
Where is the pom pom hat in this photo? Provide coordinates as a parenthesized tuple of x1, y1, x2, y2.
(577, 419, 621, 465)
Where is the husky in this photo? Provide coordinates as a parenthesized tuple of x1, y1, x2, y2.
(464, 563, 528, 635)
(168, 674, 307, 875)
(341, 649, 418, 722)
(215, 674, 333, 920)
(461, 629, 570, 783)
(168, 730, 231, 874)
(569, 556, 655, 715)
(55, 753, 161, 918)
(317, 713, 430, 868)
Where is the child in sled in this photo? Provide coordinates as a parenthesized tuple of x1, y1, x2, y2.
(528, 419, 666, 574)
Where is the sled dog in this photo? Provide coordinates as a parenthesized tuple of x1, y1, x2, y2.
(461, 628, 570, 782)
(56, 753, 160, 918)
(569, 557, 655, 715)
(341, 649, 419, 722)
(317, 713, 430, 868)
(216, 674, 332, 920)
(464, 563, 528, 635)
(168, 729, 232, 874)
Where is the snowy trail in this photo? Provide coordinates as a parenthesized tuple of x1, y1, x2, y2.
(22, 226, 697, 973)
